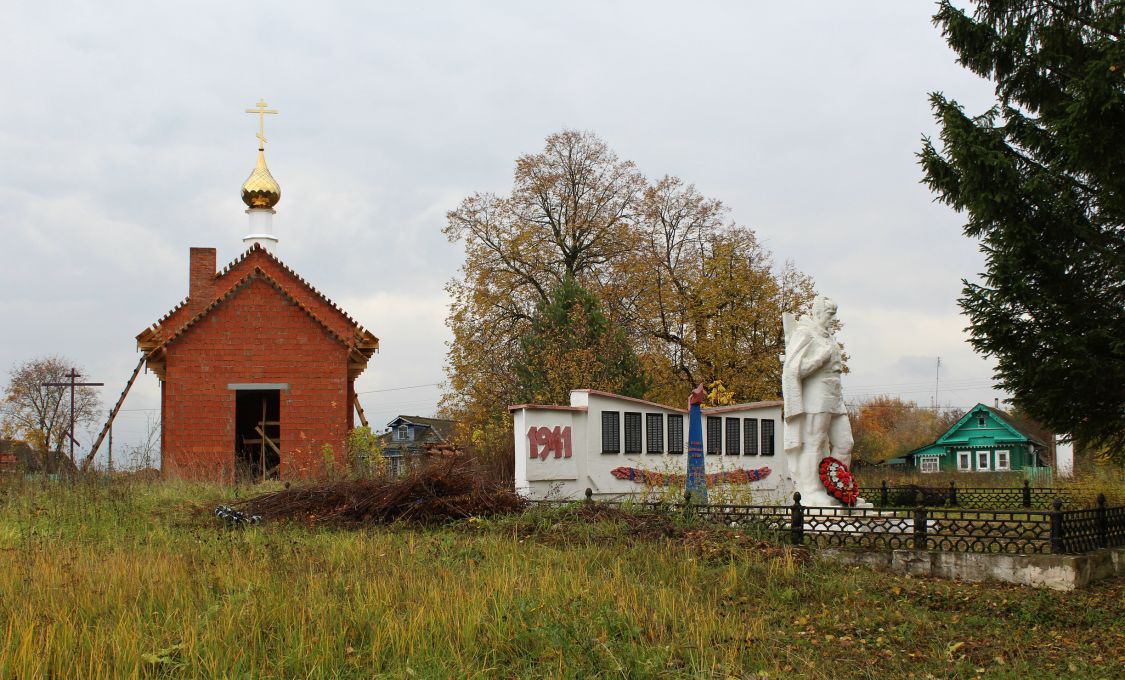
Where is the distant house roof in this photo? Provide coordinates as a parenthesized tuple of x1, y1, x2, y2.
(907, 403, 1047, 457)
(0, 439, 76, 474)
(385, 415, 456, 441)
(906, 442, 948, 458)
(989, 408, 1048, 447)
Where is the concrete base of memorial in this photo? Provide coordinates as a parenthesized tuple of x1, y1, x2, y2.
(817, 546, 1125, 591)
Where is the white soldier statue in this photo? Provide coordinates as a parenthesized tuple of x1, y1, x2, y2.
(782, 297, 861, 507)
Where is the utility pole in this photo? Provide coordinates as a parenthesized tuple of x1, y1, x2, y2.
(934, 357, 942, 409)
(42, 369, 103, 466)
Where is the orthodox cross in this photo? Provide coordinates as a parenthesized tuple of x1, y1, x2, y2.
(245, 99, 278, 150)
(42, 369, 103, 466)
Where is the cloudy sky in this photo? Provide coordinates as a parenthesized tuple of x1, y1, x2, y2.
(0, 1, 1006, 467)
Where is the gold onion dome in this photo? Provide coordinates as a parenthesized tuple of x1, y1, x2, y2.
(241, 149, 281, 209)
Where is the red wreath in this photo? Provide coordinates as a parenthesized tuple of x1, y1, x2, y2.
(819, 456, 858, 507)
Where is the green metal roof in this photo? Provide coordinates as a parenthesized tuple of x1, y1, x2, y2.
(934, 403, 1040, 447)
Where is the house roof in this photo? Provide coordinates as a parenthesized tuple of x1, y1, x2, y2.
(0, 439, 75, 474)
(941, 403, 1046, 446)
(989, 407, 1048, 447)
(906, 442, 948, 457)
(386, 415, 456, 440)
(137, 244, 379, 379)
(909, 403, 1047, 456)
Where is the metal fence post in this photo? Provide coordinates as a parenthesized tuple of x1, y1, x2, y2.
(949, 481, 958, 507)
(1022, 479, 1032, 508)
(913, 505, 928, 550)
(1096, 493, 1107, 549)
(880, 480, 888, 507)
(791, 492, 804, 546)
(1049, 498, 1064, 554)
(585, 487, 594, 507)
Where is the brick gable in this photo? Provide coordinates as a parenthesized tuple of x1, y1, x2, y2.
(138, 244, 377, 381)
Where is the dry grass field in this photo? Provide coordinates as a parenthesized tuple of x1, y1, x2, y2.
(0, 477, 1122, 679)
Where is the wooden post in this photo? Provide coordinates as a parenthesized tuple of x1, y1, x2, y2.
(913, 505, 928, 551)
(1022, 479, 1032, 508)
(791, 492, 804, 546)
(1096, 493, 1107, 549)
(42, 369, 103, 467)
(108, 425, 113, 474)
(1049, 498, 1064, 554)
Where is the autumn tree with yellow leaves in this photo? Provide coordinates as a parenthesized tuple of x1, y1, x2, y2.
(442, 130, 820, 466)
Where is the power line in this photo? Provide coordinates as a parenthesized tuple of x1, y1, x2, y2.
(357, 382, 441, 395)
(845, 403, 996, 411)
(843, 378, 990, 390)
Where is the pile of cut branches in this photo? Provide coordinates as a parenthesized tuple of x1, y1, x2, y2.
(236, 460, 527, 526)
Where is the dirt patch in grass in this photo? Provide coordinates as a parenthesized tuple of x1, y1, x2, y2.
(681, 527, 809, 564)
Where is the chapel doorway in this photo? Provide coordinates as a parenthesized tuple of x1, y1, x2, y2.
(235, 389, 281, 481)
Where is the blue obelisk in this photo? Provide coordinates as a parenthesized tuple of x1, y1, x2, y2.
(685, 384, 707, 503)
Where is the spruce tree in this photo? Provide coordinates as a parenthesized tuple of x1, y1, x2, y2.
(920, 0, 1125, 459)
(513, 276, 648, 405)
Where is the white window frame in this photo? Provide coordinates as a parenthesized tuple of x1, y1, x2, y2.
(919, 455, 940, 473)
(397, 425, 409, 441)
(995, 449, 1010, 470)
(976, 450, 991, 471)
(957, 450, 972, 472)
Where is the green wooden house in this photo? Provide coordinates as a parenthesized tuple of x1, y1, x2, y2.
(905, 403, 1048, 474)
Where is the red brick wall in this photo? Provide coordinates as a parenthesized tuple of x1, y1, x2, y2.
(162, 277, 351, 481)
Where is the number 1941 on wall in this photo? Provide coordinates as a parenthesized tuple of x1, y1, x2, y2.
(527, 426, 573, 460)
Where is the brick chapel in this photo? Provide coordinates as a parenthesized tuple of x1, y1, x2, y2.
(136, 103, 379, 481)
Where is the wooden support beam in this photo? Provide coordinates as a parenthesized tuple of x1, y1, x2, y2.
(353, 394, 369, 429)
(259, 400, 267, 480)
(81, 356, 146, 472)
(254, 425, 281, 456)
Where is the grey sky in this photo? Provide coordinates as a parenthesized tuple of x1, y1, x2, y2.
(0, 1, 1004, 466)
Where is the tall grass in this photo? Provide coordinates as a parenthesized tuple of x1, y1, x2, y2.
(0, 476, 1121, 678)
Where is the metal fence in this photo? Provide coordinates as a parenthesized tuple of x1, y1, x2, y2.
(856, 480, 1115, 510)
(548, 489, 1124, 556)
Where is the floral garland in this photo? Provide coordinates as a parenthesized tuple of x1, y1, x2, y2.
(818, 456, 858, 506)
(610, 466, 770, 486)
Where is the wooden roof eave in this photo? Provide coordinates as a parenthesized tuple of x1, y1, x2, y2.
(348, 345, 376, 380)
(139, 346, 167, 380)
(354, 329, 379, 351)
